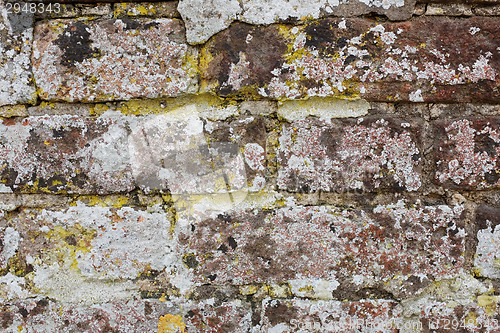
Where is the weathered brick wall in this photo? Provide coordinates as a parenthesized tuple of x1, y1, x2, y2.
(0, 0, 499, 331)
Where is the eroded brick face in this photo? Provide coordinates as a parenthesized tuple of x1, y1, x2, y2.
(277, 117, 422, 192)
(178, 202, 465, 293)
(202, 17, 499, 102)
(475, 206, 500, 278)
(435, 118, 500, 189)
(0, 115, 135, 194)
(32, 18, 198, 102)
(0, 3, 36, 106)
(259, 298, 401, 332)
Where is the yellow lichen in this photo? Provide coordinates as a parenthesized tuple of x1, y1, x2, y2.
(477, 295, 499, 316)
(158, 314, 186, 333)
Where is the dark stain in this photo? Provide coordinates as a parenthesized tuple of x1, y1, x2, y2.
(227, 236, 237, 250)
(19, 308, 28, 318)
(264, 301, 298, 326)
(0, 167, 18, 187)
(344, 55, 357, 65)
(336, 36, 348, 49)
(217, 243, 228, 253)
(206, 23, 287, 96)
(304, 20, 338, 56)
(55, 21, 100, 68)
(484, 170, 499, 184)
(30, 298, 49, 316)
(52, 128, 65, 138)
(475, 134, 499, 158)
(64, 235, 77, 246)
(217, 213, 232, 222)
(476, 206, 500, 230)
(120, 18, 141, 30)
(183, 253, 199, 269)
(0, 311, 13, 328)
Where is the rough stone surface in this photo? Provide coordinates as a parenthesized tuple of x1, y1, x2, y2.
(277, 117, 422, 192)
(179, 0, 417, 44)
(0, 299, 178, 332)
(0, 204, 174, 302)
(474, 206, 500, 278)
(202, 17, 500, 102)
(178, 202, 465, 294)
(0, 1, 36, 106)
(259, 298, 401, 332)
(435, 118, 500, 189)
(474, 4, 500, 15)
(32, 18, 198, 102)
(426, 3, 474, 15)
(419, 300, 500, 333)
(113, 1, 180, 18)
(0, 115, 135, 194)
(1, 0, 499, 331)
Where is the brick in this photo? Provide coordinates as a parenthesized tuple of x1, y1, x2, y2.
(202, 17, 500, 102)
(6, 205, 173, 276)
(182, 300, 252, 333)
(277, 117, 422, 193)
(0, 3, 36, 106)
(113, 2, 180, 18)
(0, 115, 135, 194)
(435, 118, 500, 189)
(177, 202, 465, 295)
(426, 3, 474, 16)
(419, 300, 500, 333)
(259, 298, 403, 332)
(474, 4, 500, 15)
(0, 299, 177, 332)
(128, 109, 252, 194)
(78, 3, 112, 16)
(32, 18, 198, 103)
(1, 204, 174, 303)
(179, 0, 417, 44)
(474, 206, 500, 278)
(34, 4, 80, 20)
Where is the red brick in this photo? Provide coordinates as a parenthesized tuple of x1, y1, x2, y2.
(183, 300, 252, 333)
(0, 115, 134, 194)
(435, 118, 500, 189)
(474, 206, 500, 278)
(202, 17, 499, 102)
(259, 298, 402, 332)
(0, 299, 176, 332)
(0, 4, 36, 106)
(32, 18, 198, 103)
(420, 301, 500, 333)
(177, 202, 465, 294)
(277, 118, 422, 192)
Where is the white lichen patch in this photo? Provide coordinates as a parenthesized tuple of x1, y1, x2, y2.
(0, 227, 20, 270)
(278, 118, 421, 192)
(179, 0, 412, 43)
(128, 105, 247, 195)
(289, 278, 339, 299)
(0, 2, 36, 106)
(0, 115, 135, 193)
(178, 0, 242, 45)
(32, 262, 139, 304)
(475, 223, 500, 278)
(436, 119, 500, 188)
(277, 97, 369, 122)
(260, 21, 497, 100)
(33, 18, 198, 102)
(35, 203, 173, 280)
